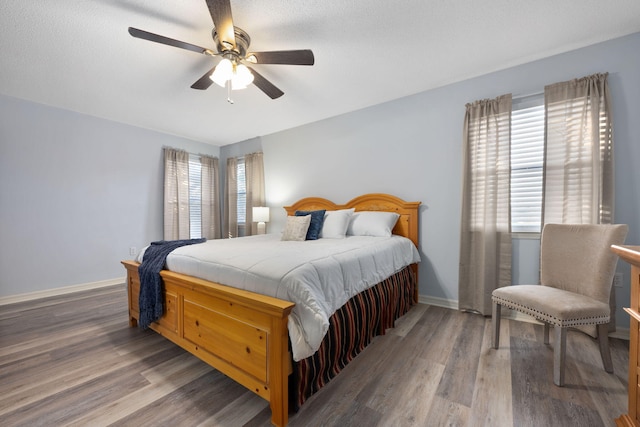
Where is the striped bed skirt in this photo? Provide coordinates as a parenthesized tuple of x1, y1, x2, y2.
(290, 265, 416, 410)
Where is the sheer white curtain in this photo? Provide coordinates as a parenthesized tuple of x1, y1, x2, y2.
(200, 155, 221, 240)
(543, 73, 615, 334)
(164, 147, 190, 240)
(224, 157, 238, 238)
(543, 73, 614, 225)
(244, 152, 266, 236)
(459, 94, 513, 315)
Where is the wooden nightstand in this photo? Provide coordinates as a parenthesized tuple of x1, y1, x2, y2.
(611, 245, 640, 427)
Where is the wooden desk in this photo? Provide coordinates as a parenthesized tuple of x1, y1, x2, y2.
(612, 245, 640, 427)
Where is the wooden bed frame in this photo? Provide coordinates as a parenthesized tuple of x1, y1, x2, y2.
(121, 193, 420, 426)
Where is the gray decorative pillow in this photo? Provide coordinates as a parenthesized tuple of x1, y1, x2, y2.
(281, 215, 312, 241)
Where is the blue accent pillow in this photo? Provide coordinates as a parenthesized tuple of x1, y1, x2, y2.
(295, 209, 326, 240)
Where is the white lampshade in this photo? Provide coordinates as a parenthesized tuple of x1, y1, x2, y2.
(210, 58, 233, 87)
(232, 64, 254, 89)
(252, 206, 270, 223)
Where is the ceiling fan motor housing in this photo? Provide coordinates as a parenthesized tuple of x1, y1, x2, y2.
(213, 27, 251, 58)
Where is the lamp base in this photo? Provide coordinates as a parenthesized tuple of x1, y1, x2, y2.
(257, 222, 266, 235)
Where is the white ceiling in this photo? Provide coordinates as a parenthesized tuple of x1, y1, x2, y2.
(2, 1, 639, 146)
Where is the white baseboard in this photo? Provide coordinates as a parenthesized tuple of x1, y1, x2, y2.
(0, 277, 125, 306)
(417, 294, 630, 341)
(418, 295, 458, 310)
(609, 328, 630, 340)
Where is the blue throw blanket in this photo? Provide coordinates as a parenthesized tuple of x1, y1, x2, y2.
(137, 238, 206, 329)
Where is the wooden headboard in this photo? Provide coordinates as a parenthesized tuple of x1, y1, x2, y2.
(284, 193, 421, 249)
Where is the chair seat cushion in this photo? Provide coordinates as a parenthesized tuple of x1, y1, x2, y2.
(492, 285, 610, 327)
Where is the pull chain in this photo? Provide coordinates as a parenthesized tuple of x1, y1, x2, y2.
(226, 80, 234, 104)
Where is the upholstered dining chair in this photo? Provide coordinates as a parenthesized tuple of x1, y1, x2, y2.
(491, 223, 628, 386)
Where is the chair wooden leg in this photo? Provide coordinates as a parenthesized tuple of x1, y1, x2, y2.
(597, 323, 614, 373)
(553, 326, 566, 386)
(492, 302, 501, 349)
(543, 323, 550, 345)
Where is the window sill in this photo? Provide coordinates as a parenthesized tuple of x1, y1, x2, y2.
(511, 232, 541, 240)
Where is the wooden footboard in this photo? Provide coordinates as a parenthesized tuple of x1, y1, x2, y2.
(121, 260, 295, 427)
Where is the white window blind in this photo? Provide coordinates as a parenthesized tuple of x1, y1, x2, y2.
(188, 154, 202, 239)
(510, 95, 544, 233)
(237, 158, 246, 224)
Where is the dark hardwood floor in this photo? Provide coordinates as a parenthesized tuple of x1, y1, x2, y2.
(0, 284, 629, 426)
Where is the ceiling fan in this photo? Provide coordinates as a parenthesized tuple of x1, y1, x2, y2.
(128, 0, 314, 102)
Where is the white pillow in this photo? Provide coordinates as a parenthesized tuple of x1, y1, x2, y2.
(347, 211, 400, 237)
(320, 208, 355, 239)
(281, 215, 312, 241)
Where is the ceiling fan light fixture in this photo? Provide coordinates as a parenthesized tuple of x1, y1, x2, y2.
(210, 58, 253, 90)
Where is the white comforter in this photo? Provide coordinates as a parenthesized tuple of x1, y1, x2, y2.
(140, 234, 420, 360)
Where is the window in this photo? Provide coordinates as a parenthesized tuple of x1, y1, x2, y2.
(225, 152, 264, 238)
(188, 154, 202, 239)
(164, 148, 220, 240)
(236, 157, 246, 225)
(510, 94, 544, 233)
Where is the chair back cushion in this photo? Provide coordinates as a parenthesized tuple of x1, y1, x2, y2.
(540, 224, 628, 304)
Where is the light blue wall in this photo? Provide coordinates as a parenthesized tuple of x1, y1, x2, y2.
(0, 95, 220, 297)
(2, 33, 638, 329)
(240, 32, 640, 327)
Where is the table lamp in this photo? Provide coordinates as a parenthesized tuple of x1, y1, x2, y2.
(252, 206, 270, 235)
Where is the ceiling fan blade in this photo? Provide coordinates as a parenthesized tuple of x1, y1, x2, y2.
(128, 27, 214, 55)
(190, 66, 217, 90)
(206, 0, 236, 49)
(247, 66, 284, 99)
(247, 50, 315, 66)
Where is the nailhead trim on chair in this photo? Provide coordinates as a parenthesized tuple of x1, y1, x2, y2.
(491, 295, 610, 328)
